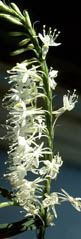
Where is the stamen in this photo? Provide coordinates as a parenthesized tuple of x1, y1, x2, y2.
(43, 25, 46, 36)
(49, 27, 52, 35)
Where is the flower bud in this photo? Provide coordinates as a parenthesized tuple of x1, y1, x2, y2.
(10, 2, 22, 16)
(24, 10, 32, 29)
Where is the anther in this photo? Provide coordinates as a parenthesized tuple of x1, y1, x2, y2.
(54, 28, 57, 32)
(43, 25, 46, 36)
(49, 27, 52, 34)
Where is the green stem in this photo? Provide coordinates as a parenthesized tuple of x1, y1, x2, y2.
(26, 22, 54, 236)
(37, 60, 54, 238)
(37, 225, 45, 239)
(27, 24, 54, 238)
(41, 60, 54, 151)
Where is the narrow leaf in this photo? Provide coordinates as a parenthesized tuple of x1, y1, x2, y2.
(0, 217, 41, 238)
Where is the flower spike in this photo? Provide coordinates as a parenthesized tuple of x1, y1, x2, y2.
(0, 1, 81, 231)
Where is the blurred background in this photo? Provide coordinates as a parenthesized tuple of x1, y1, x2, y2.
(0, 0, 81, 238)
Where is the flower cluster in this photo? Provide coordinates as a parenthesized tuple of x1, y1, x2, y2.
(1, 1, 81, 228)
(4, 61, 52, 216)
(3, 44, 79, 222)
(3, 60, 63, 219)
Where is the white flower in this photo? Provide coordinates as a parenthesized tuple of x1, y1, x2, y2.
(38, 26, 61, 59)
(33, 115, 47, 139)
(10, 100, 45, 127)
(39, 26, 61, 47)
(48, 68, 58, 90)
(17, 177, 43, 197)
(8, 62, 42, 84)
(63, 90, 78, 111)
(58, 189, 81, 212)
(18, 135, 27, 146)
(53, 90, 78, 120)
(7, 164, 28, 189)
(16, 177, 43, 216)
(40, 152, 63, 179)
(42, 192, 59, 218)
(8, 165, 27, 181)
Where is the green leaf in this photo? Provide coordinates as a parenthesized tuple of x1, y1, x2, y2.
(0, 217, 42, 238)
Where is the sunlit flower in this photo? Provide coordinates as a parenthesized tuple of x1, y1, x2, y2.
(8, 62, 42, 84)
(42, 192, 59, 218)
(2, 59, 49, 216)
(58, 188, 81, 212)
(39, 26, 61, 47)
(16, 177, 44, 216)
(8, 165, 27, 188)
(12, 104, 45, 127)
(40, 152, 63, 179)
(33, 115, 47, 139)
(48, 67, 58, 90)
(53, 90, 78, 123)
(38, 25, 61, 59)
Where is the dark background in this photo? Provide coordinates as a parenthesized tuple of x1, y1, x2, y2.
(0, 0, 81, 91)
(0, 1, 81, 238)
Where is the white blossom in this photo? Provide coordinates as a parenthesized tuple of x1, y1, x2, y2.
(16, 177, 44, 216)
(39, 26, 61, 47)
(38, 26, 61, 59)
(48, 68, 58, 90)
(7, 62, 42, 84)
(58, 189, 81, 212)
(42, 192, 59, 218)
(40, 152, 63, 179)
(8, 165, 27, 187)
(53, 90, 78, 122)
